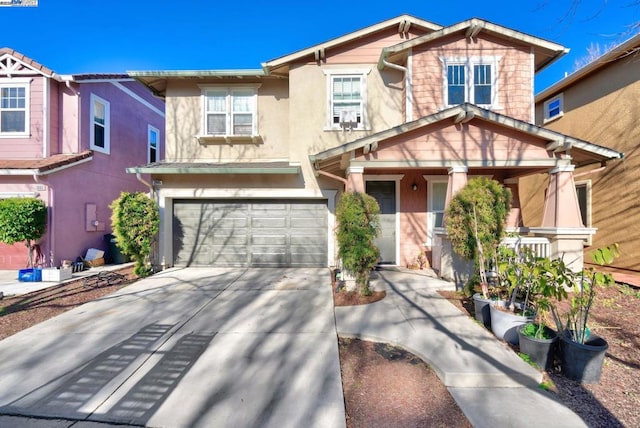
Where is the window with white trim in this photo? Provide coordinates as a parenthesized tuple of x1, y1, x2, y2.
(0, 80, 29, 136)
(202, 86, 258, 136)
(427, 178, 448, 245)
(324, 68, 370, 130)
(148, 125, 159, 163)
(442, 57, 500, 107)
(543, 94, 563, 122)
(575, 181, 591, 228)
(90, 94, 110, 154)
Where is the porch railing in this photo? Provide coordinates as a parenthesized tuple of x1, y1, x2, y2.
(500, 236, 551, 259)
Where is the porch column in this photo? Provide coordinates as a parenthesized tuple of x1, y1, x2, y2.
(444, 166, 468, 208)
(533, 165, 593, 271)
(542, 165, 583, 228)
(504, 178, 523, 228)
(438, 165, 472, 288)
(346, 166, 365, 193)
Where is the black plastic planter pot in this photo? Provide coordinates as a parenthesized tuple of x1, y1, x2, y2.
(489, 301, 535, 345)
(472, 293, 492, 328)
(560, 333, 608, 384)
(517, 325, 558, 371)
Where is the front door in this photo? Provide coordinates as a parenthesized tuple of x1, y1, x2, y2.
(366, 181, 396, 264)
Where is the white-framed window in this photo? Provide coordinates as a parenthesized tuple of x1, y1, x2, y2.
(425, 177, 449, 245)
(441, 57, 500, 108)
(324, 68, 370, 130)
(148, 125, 159, 163)
(575, 180, 591, 228)
(90, 94, 110, 154)
(0, 78, 30, 137)
(543, 94, 563, 122)
(201, 85, 259, 137)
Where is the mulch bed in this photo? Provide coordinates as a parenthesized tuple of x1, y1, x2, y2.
(439, 284, 640, 428)
(0, 266, 136, 341)
(339, 337, 471, 428)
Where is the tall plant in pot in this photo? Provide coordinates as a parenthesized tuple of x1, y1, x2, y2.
(445, 177, 511, 327)
(550, 244, 619, 383)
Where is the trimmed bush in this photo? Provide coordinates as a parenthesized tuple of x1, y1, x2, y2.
(0, 197, 47, 268)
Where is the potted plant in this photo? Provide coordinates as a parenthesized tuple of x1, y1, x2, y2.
(445, 177, 511, 328)
(335, 191, 380, 296)
(0, 197, 47, 282)
(514, 255, 570, 368)
(550, 244, 619, 383)
(490, 246, 571, 345)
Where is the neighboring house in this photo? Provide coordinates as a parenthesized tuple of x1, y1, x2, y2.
(129, 15, 621, 280)
(0, 48, 165, 269)
(520, 33, 639, 273)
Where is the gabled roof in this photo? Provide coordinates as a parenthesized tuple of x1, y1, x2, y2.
(262, 14, 442, 74)
(0, 151, 93, 176)
(380, 18, 568, 72)
(309, 104, 622, 168)
(536, 31, 640, 101)
(0, 47, 60, 80)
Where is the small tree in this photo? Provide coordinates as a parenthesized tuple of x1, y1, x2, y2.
(110, 192, 159, 277)
(0, 197, 47, 269)
(336, 191, 380, 296)
(445, 177, 512, 298)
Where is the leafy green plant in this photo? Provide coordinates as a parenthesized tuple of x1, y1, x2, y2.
(521, 322, 555, 340)
(550, 244, 619, 344)
(110, 192, 160, 277)
(445, 177, 511, 299)
(336, 191, 380, 296)
(0, 197, 47, 268)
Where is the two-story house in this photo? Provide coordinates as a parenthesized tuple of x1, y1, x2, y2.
(129, 15, 621, 281)
(520, 33, 639, 275)
(0, 48, 165, 270)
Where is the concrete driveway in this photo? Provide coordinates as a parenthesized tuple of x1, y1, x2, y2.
(0, 268, 345, 428)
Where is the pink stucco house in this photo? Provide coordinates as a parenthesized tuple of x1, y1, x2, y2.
(129, 16, 621, 282)
(0, 48, 165, 269)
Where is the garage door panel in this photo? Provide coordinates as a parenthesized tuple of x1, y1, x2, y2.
(252, 218, 286, 228)
(173, 199, 327, 267)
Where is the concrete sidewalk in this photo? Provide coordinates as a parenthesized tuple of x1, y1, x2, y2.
(335, 267, 587, 428)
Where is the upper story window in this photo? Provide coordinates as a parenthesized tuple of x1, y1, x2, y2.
(148, 125, 159, 163)
(442, 57, 500, 108)
(0, 78, 30, 137)
(543, 94, 563, 122)
(90, 94, 110, 154)
(324, 68, 370, 130)
(201, 85, 259, 137)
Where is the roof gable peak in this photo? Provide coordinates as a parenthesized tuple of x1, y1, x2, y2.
(0, 47, 57, 79)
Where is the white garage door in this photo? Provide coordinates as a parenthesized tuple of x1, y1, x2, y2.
(172, 199, 328, 267)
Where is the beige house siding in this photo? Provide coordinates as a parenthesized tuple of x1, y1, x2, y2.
(164, 78, 290, 163)
(522, 57, 640, 271)
(412, 34, 532, 122)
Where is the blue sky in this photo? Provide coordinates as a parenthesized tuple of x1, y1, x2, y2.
(1, 0, 637, 92)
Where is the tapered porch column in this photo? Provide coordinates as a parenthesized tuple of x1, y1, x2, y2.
(346, 166, 365, 192)
(542, 165, 583, 227)
(504, 178, 523, 228)
(444, 166, 469, 208)
(533, 164, 594, 271)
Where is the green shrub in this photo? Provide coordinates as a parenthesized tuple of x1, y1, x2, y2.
(0, 197, 47, 268)
(110, 192, 159, 277)
(445, 177, 511, 297)
(336, 191, 380, 296)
